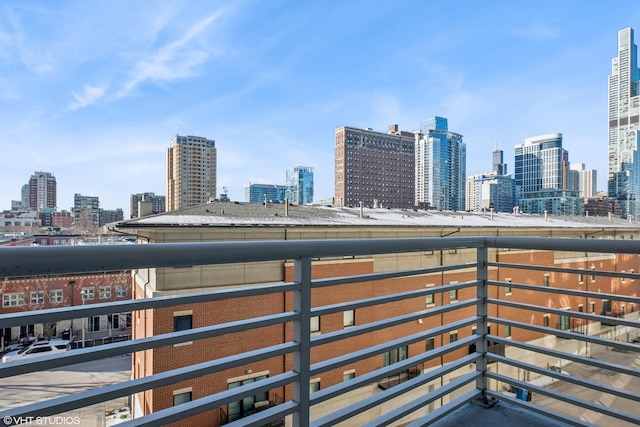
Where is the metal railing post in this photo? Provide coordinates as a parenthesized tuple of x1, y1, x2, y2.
(475, 244, 491, 405)
(293, 257, 312, 426)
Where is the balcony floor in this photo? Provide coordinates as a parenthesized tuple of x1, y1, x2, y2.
(429, 400, 573, 427)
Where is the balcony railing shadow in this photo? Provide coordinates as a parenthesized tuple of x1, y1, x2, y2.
(0, 237, 639, 427)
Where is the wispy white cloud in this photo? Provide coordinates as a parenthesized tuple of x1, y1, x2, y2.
(67, 84, 108, 110)
(115, 9, 227, 98)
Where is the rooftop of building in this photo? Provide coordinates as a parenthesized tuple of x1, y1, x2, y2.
(116, 200, 636, 229)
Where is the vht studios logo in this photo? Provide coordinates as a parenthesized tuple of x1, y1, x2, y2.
(3, 416, 81, 425)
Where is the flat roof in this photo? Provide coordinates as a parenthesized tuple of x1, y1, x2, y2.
(116, 201, 636, 229)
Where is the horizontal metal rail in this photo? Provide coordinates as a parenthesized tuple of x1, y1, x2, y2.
(0, 281, 299, 328)
(487, 371, 640, 425)
(489, 261, 640, 281)
(490, 353, 640, 402)
(488, 299, 640, 331)
(488, 335, 640, 378)
(489, 280, 640, 305)
(311, 334, 479, 407)
(311, 280, 478, 317)
(312, 300, 478, 347)
(311, 318, 479, 379)
(364, 370, 481, 427)
(1, 343, 298, 421)
(311, 352, 480, 427)
(485, 236, 640, 254)
(404, 389, 481, 427)
(1, 237, 639, 427)
(0, 237, 486, 277)
(312, 262, 479, 289)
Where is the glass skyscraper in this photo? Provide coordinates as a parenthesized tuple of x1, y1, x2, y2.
(415, 117, 466, 211)
(608, 27, 640, 218)
(245, 183, 286, 203)
(286, 166, 314, 205)
(514, 133, 583, 215)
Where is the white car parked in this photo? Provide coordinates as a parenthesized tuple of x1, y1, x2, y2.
(1, 340, 70, 363)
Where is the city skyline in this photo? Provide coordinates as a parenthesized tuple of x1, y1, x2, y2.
(1, 2, 640, 217)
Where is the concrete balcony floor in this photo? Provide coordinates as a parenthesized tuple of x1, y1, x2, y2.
(431, 347, 640, 427)
(429, 400, 573, 427)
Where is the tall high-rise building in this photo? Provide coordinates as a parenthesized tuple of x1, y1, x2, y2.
(286, 166, 314, 205)
(28, 172, 57, 211)
(514, 133, 568, 201)
(245, 183, 286, 204)
(466, 150, 514, 213)
(415, 117, 466, 211)
(608, 27, 640, 218)
(335, 124, 415, 209)
(73, 193, 100, 230)
(130, 193, 166, 218)
(166, 135, 217, 211)
(569, 163, 598, 198)
(515, 134, 583, 215)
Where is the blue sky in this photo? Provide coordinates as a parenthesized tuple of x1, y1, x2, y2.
(1, 0, 640, 217)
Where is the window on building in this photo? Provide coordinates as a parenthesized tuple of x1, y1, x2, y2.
(602, 300, 611, 315)
(590, 302, 595, 313)
(30, 291, 44, 305)
(310, 379, 321, 393)
(426, 337, 435, 352)
(543, 274, 550, 287)
(99, 286, 111, 299)
(543, 314, 549, 327)
(49, 289, 63, 304)
(578, 269, 584, 283)
(558, 313, 570, 331)
(343, 310, 355, 328)
(115, 284, 128, 298)
(82, 288, 95, 301)
(425, 284, 435, 307)
(88, 316, 100, 332)
(310, 316, 320, 335)
(449, 282, 458, 302)
(343, 371, 355, 382)
(504, 325, 511, 338)
(578, 304, 584, 313)
(227, 375, 268, 421)
(174, 315, 192, 331)
(173, 390, 192, 406)
(590, 267, 596, 282)
(450, 331, 458, 343)
(108, 314, 120, 330)
(383, 346, 407, 366)
(504, 278, 512, 295)
(2, 293, 24, 307)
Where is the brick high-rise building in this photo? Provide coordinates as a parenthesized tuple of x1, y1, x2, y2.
(335, 124, 415, 209)
(167, 135, 217, 211)
(28, 171, 57, 211)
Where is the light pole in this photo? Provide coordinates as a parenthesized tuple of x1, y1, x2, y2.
(81, 289, 87, 348)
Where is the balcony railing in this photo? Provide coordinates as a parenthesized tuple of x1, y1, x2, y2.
(0, 237, 639, 426)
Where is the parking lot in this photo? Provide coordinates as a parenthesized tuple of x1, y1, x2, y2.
(0, 355, 131, 426)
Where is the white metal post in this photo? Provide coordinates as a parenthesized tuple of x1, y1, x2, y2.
(292, 257, 312, 427)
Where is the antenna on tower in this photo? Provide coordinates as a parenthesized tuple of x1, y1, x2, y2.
(219, 186, 230, 202)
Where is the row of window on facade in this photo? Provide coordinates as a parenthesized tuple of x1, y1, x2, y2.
(2, 284, 128, 307)
(1, 313, 132, 342)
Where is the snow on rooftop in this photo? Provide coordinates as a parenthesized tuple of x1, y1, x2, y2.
(120, 202, 637, 229)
